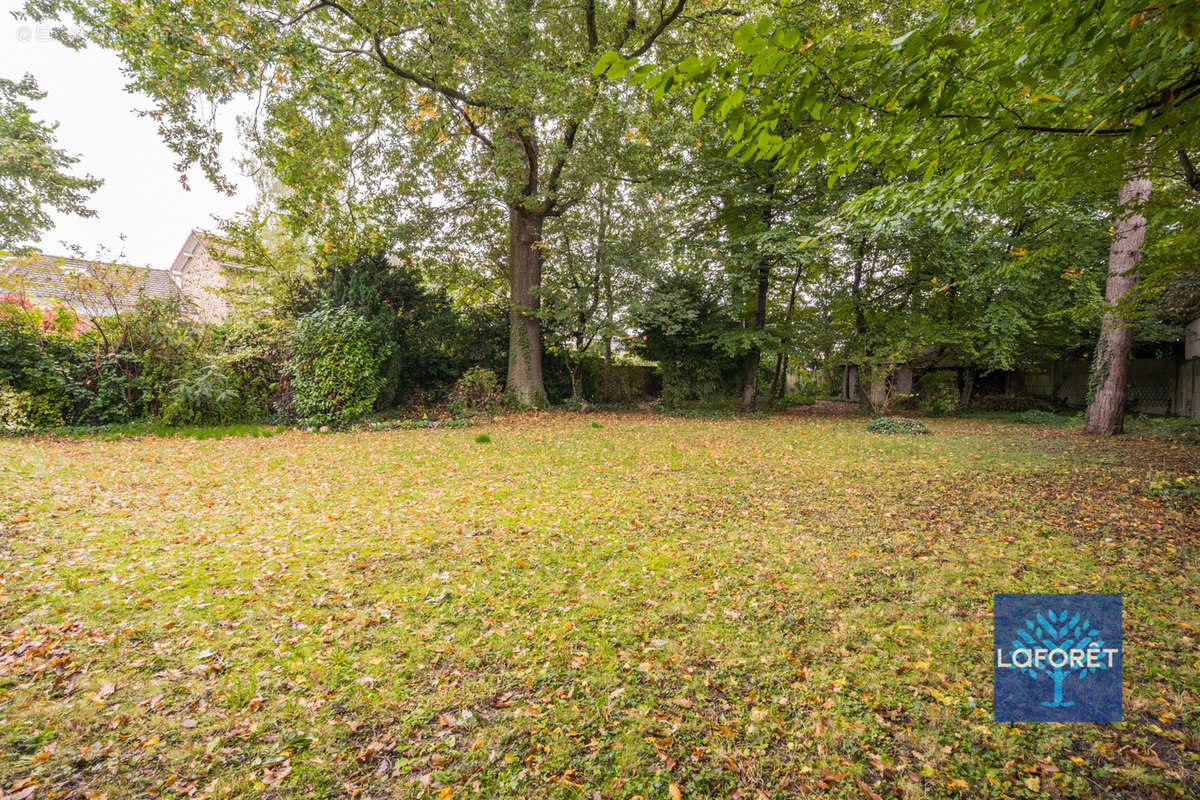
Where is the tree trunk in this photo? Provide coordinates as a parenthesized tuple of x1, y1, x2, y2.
(851, 241, 872, 413)
(770, 261, 803, 399)
(739, 260, 770, 412)
(959, 366, 975, 409)
(506, 205, 549, 407)
(1084, 177, 1152, 435)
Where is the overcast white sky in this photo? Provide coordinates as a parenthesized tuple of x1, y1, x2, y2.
(2, 3, 252, 268)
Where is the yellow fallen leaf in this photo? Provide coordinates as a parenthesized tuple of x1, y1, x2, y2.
(437, 786, 453, 800)
(669, 783, 683, 800)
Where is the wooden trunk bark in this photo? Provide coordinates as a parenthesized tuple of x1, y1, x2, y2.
(739, 261, 770, 412)
(506, 206, 549, 408)
(959, 366, 975, 409)
(770, 262, 803, 399)
(1084, 177, 1152, 435)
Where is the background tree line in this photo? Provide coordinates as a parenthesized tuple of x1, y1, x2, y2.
(5, 0, 1199, 433)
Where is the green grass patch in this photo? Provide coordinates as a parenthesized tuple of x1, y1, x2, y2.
(0, 414, 1197, 798)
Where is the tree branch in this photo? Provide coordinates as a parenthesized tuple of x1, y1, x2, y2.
(622, 0, 687, 59)
(315, 1, 494, 109)
(1180, 149, 1200, 191)
(584, 0, 598, 51)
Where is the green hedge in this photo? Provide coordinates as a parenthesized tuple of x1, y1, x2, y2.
(580, 360, 660, 404)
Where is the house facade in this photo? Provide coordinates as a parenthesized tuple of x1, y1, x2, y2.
(168, 229, 235, 323)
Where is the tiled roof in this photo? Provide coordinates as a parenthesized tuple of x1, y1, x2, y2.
(0, 253, 180, 312)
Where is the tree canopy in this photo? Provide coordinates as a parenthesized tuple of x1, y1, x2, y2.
(0, 74, 100, 252)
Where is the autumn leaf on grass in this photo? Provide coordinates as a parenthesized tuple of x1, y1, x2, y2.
(90, 681, 116, 703)
(854, 777, 883, 800)
(669, 782, 683, 800)
(262, 759, 292, 788)
(356, 733, 397, 762)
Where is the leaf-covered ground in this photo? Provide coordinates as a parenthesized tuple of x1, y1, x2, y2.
(1, 413, 1198, 800)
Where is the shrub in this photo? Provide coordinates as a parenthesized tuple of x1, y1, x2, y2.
(447, 367, 504, 418)
(918, 371, 958, 416)
(0, 383, 37, 432)
(474, 433, 491, 443)
(1145, 471, 1200, 508)
(866, 415, 931, 435)
(74, 352, 154, 425)
(160, 364, 241, 426)
(286, 306, 388, 426)
(634, 274, 742, 407)
(580, 360, 659, 404)
(976, 394, 1054, 412)
(210, 318, 291, 420)
(321, 250, 461, 405)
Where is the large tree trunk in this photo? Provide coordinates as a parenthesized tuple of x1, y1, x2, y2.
(739, 260, 770, 412)
(1084, 177, 1152, 435)
(507, 206, 549, 408)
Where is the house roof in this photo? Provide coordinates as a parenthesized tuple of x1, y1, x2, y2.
(0, 253, 180, 312)
(169, 229, 242, 279)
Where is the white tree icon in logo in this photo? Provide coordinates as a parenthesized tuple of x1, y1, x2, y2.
(1011, 610, 1109, 707)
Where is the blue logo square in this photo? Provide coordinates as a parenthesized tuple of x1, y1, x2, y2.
(993, 593, 1122, 722)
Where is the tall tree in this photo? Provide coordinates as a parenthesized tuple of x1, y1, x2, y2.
(610, 0, 1200, 431)
(0, 75, 100, 252)
(1085, 177, 1152, 434)
(29, 0, 698, 406)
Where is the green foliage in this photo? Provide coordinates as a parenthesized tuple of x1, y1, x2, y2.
(1145, 471, 1200, 508)
(0, 383, 44, 432)
(474, 433, 491, 444)
(975, 394, 1054, 412)
(580, 359, 659, 405)
(918, 371, 959, 416)
(208, 318, 291, 421)
(286, 306, 388, 426)
(160, 364, 240, 426)
(321, 250, 460, 405)
(367, 417, 473, 431)
(446, 367, 505, 419)
(0, 74, 100, 250)
(866, 415, 931, 435)
(635, 274, 742, 407)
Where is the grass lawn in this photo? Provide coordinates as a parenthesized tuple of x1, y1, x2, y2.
(1, 413, 1198, 799)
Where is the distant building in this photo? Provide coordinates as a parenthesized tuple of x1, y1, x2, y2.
(1, 229, 237, 322)
(168, 229, 236, 323)
(0, 253, 179, 317)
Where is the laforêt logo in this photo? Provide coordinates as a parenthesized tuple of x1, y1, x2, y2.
(993, 593, 1122, 722)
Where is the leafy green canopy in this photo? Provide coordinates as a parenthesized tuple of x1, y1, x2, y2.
(0, 75, 100, 252)
(602, 1, 1200, 185)
(26, 0, 697, 240)
(600, 1, 1200, 277)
